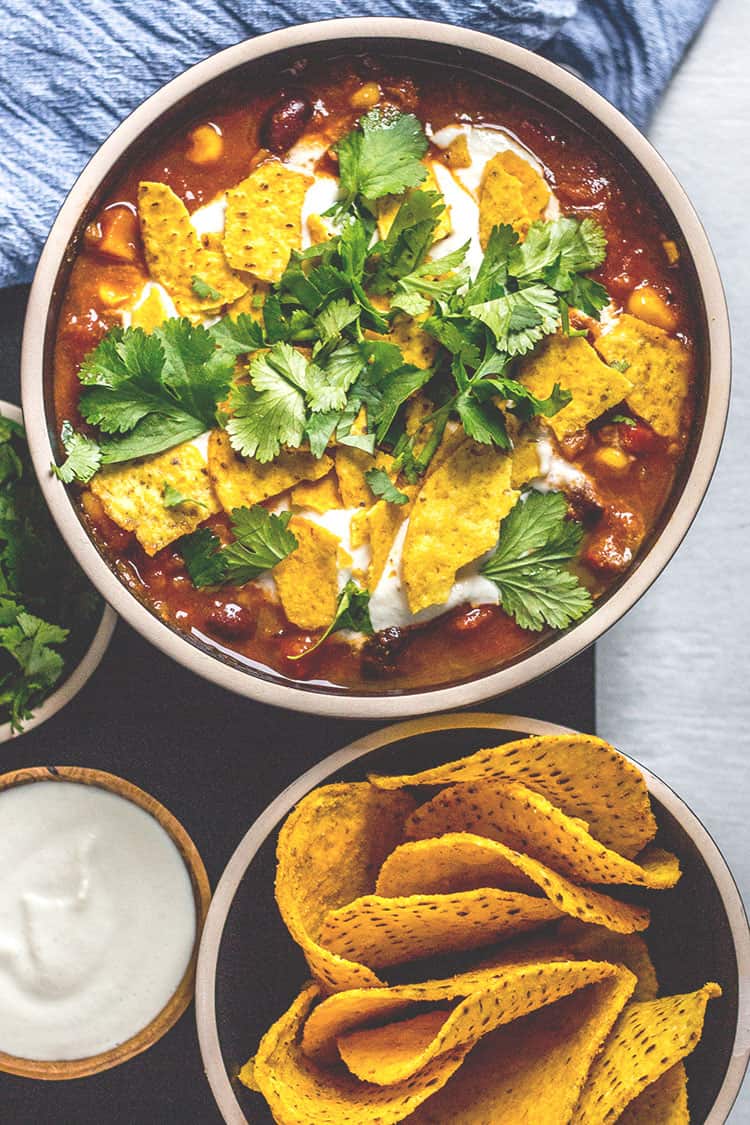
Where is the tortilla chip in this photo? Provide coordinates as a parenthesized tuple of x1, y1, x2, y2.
(376, 833, 650, 936)
(404, 780, 680, 889)
(237, 1057, 260, 1091)
(320, 888, 562, 969)
(403, 440, 518, 613)
(308, 212, 334, 244)
(478, 152, 549, 250)
(596, 313, 692, 438)
(223, 161, 312, 283)
(274, 783, 415, 993)
(291, 473, 342, 514)
(89, 441, 219, 556)
(273, 516, 339, 629)
(252, 983, 470, 1125)
(137, 181, 246, 318)
(406, 971, 635, 1124)
(335, 447, 394, 509)
(618, 1062, 689, 1125)
(572, 984, 721, 1123)
(207, 429, 331, 512)
(511, 432, 541, 488)
(368, 733, 657, 860)
(553, 920, 659, 1002)
(443, 134, 472, 169)
(377, 163, 452, 243)
(225, 275, 270, 322)
(304, 958, 630, 1079)
(518, 334, 633, 439)
(130, 284, 173, 332)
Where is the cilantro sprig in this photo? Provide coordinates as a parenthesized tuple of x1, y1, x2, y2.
(288, 579, 373, 660)
(333, 108, 428, 216)
(481, 490, 593, 631)
(365, 467, 409, 506)
(179, 505, 297, 588)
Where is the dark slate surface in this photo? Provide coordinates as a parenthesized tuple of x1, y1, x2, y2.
(0, 283, 595, 1124)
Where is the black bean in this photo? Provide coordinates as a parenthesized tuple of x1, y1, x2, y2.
(260, 94, 313, 154)
(360, 626, 408, 679)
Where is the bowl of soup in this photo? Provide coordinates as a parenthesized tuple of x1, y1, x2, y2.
(21, 18, 730, 717)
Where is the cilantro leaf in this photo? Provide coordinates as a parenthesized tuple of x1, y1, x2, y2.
(316, 299, 361, 343)
(162, 481, 206, 510)
(227, 343, 309, 462)
(510, 217, 607, 282)
(370, 191, 444, 293)
(180, 506, 297, 589)
(468, 284, 560, 357)
(288, 579, 373, 659)
(0, 611, 68, 730)
(334, 109, 428, 210)
(209, 312, 265, 357)
(390, 241, 471, 316)
(191, 275, 223, 301)
(481, 490, 593, 631)
(52, 421, 102, 484)
(365, 467, 409, 505)
(455, 394, 510, 449)
(611, 413, 637, 427)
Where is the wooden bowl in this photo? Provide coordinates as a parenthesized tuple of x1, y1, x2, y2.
(0, 765, 211, 1080)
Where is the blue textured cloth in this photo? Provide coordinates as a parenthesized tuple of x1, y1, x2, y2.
(1, 0, 712, 288)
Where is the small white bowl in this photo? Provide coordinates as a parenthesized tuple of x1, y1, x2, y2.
(0, 402, 116, 742)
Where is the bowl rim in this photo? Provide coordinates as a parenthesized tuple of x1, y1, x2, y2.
(194, 711, 750, 1125)
(0, 764, 211, 1079)
(0, 400, 117, 742)
(21, 17, 731, 719)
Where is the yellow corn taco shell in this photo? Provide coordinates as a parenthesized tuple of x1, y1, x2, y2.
(572, 983, 721, 1123)
(137, 181, 246, 318)
(273, 516, 339, 629)
(223, 161, 312, 283)
(404, 779, 680, 889)
(368, 732, 656, 860)
(376, 833, 650, 935)
(207, 428, 331, 512)
(552, 919, 659, 1002)
(89, 441, 219, 556)
(320, 888, 562, 969)
(518, 333, 633, 439)
(618, 1062, 689, 1125)
(406, 970, 636, 1124)
(596, 313, 692, 438)
(403, 440, 518, 613)
(274, 783, 415, 993)
(252, 983, 471, 1125)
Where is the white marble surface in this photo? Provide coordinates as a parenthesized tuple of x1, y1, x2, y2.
(596, 0, 749, 1115)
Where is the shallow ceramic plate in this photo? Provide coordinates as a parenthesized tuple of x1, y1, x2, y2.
(196, 713, 750, 1125)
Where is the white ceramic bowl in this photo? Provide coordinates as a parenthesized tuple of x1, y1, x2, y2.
(21, 19, 731, 718)
(0, 402, 116, 741)
(195, 714, 750, 1125)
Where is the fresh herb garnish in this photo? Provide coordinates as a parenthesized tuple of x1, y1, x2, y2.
(179, 505, 297, 588)
(609, 358, 631, 374)
(333, 108, 428, 215)
(52, 421, 102, 484)
(480, 490, 593, 631)
(365, 467, 409, 506)
(191, 275, 223, 301)
(288, 579, 373, 659)
(611, 413, 637, 427)
(162, 481, 206, 510)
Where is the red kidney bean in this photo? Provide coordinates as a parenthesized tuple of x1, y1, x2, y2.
(361, 627, 408, 679)
(205, 602, 255, 641)
(620, 420, 660, 455)
(260, 94, 312, 154)
(448, 606, 496, 634)
(583, 505, 645, 574)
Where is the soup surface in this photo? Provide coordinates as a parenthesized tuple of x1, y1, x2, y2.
(52, 55, 698, 692)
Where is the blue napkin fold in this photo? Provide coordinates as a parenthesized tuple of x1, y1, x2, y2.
(0, 0, 712, 288)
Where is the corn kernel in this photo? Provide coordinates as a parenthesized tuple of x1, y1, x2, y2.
(662, 239, 679, 265)
(349, 82, 381, 110)
(186, 123, 224, 165)
(627, 285, 678, 333)
(98, 206, 139, 263)
(595, 446, 631, 472)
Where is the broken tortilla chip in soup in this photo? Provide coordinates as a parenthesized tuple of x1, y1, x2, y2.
(517, 334, 633, 440)
(404, 779, 680, 889)
(273, 516, 340, 630)
(274, 783, 415, 993)
(368, 733, 657, 860)
(571, 983, 722, 1123)
(223, 161, 312, 283)
(402, 440, 519, 614)
(304, 958, 630, 1082)
(375, 834, 650, 936)
(89, 441, 219, 556)
(207, 428, 331, 512)
(137, 181, 246, 317)
(597, 313, 692, 439)
(406, 970, 636, 1124)
(617, 1062, 689, 1125)
(319, 888, 562, 969)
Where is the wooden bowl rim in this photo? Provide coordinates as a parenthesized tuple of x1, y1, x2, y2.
(0, 764, 211, 1080)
